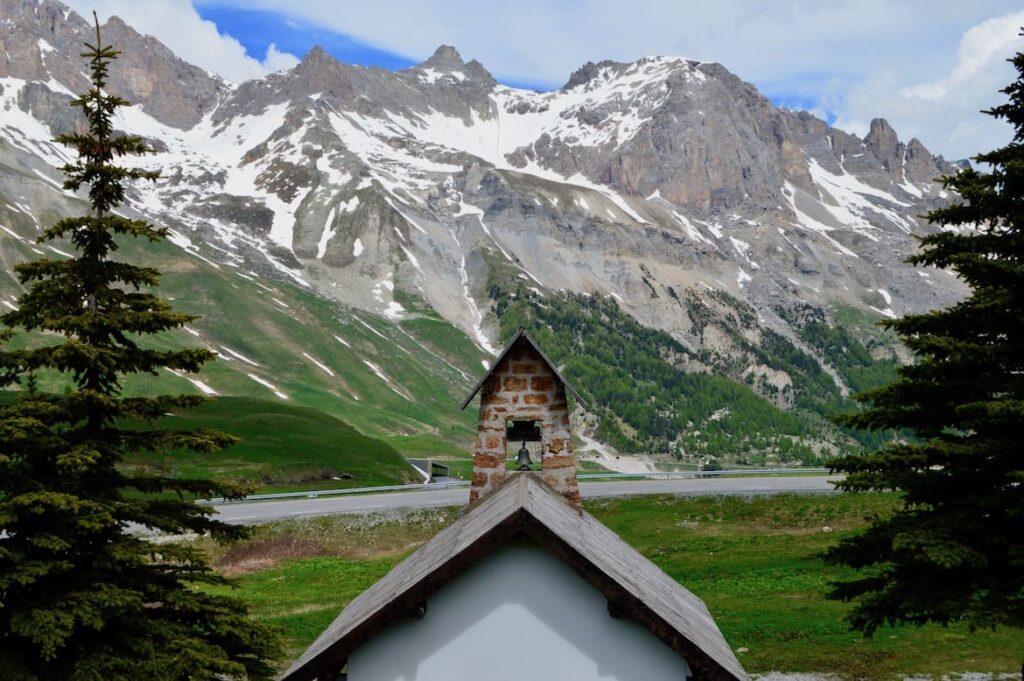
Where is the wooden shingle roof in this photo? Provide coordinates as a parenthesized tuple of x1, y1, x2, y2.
(459, 328, 587, 410)
(280, 473, 747, 681)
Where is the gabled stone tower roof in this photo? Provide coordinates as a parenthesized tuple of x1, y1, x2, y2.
(460, 329, 586, 410)
(280, 474, 748, 681)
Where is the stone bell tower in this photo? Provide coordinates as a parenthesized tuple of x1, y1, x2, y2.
(460, 330, 584, 505)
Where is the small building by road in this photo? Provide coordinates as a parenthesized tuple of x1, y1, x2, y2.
(280, 331, 747, 681)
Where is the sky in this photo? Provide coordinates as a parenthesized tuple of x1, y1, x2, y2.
(66, 0, 1024, 161)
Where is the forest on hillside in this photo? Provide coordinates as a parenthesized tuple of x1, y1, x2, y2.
(491, 284, 899, 464)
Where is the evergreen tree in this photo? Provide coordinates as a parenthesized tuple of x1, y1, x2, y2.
(0, 16, 279, 679)
(826, 35, 1024, 658)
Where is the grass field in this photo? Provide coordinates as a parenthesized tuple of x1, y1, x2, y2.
(590, 495, 1024, 677)
(131, 396, 419, 490)
(200, 493, 1024, 678)
(382, 433, 470, 459)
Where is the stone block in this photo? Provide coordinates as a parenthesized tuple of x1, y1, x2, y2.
(503, 376, 528, 391)
(531, 376, 555, 391)
(475, 453, 503, 469)
(523, 393, 549, 405)
(512, 362, 538, 374)
(543, 455, 574, 470)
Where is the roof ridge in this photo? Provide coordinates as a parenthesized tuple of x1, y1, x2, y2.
(459, 329, 587, 409)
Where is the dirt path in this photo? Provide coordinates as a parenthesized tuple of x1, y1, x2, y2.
(577, 432, 654, 473)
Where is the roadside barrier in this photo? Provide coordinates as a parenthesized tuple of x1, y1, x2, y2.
(199, 467, 830, 505)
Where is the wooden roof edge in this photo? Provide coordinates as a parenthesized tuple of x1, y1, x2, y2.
(516, 515, 747, 680)
(520, 479, 748, 680)
(459, 328, 588, 410)
(279, 475, 530, 680)
(280, 474, 746, 681)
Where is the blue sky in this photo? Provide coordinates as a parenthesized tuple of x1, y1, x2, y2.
(193, 3, 579, 92)
(74, 0, 1024, 160)
(196, 5, 419, 74)
(192, 2, 845, 119)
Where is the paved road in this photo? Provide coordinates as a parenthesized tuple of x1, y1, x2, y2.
(212, 475, 842, 525)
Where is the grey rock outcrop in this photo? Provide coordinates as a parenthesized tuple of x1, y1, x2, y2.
(0, 0, 227, 129)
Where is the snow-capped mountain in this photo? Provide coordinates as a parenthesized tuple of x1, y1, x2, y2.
(0, 0, 968, 459)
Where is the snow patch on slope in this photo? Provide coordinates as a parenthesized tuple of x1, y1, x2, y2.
(247, 373, 289, 400)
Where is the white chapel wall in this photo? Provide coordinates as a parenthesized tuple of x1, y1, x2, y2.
(347, 540, 693, 681)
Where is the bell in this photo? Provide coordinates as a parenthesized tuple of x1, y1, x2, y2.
(516, 441, 532, 471)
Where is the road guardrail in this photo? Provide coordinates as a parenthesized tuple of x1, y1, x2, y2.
(199, 467, 831, 505)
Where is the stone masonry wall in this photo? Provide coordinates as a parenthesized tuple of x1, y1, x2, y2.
(470, 342, 580, 505)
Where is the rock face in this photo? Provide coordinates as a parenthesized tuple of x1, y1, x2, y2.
(864, 118, 903, 175)
(0, 0, 967, 393)
(0, 0, 227, 129)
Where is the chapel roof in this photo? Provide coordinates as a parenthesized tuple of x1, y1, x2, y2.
(281, 473, 746, 681)
(459, 328, 587, 410)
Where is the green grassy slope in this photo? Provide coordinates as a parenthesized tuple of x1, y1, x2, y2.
(0, 196, 486, 460)
(138, 396, 419, 490)
(0, 195, 488, 486)
(0, 390, 419, 490)
(1, 185, 903, 473)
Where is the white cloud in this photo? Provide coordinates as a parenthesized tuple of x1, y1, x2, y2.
(213, 0, 944, 86)
(833, 10, 1024, 160)
(63, 0, 299, 83)
(263, 42, 301, 72)
(901, 13, 1024, 102)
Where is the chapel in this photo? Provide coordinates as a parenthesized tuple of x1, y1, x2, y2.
(282, 331, 747, 681)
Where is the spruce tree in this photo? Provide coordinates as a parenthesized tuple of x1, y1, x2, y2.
(826, 35, 1024, 659)
(0, 16, 279, 679)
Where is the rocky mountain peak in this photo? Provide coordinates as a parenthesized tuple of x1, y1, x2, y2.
(864, 117, 901, 172)
(408, 44, 495, 88)
(905, 137, 929, 157)
(866, 117, 896, 137)
(903, 136, 949, 184)
(292, 44, 343, 80)
(102, 14, 129, 32)
(300, 44, 336, 67)
(283, 44, 354, 98)
(0, 0, 225, 130)
(562, 59, 619, 90)
(421, 45, 465, 70)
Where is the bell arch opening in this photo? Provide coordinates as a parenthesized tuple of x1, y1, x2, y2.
(505, 418, 543, 471)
